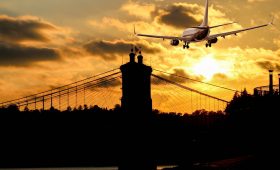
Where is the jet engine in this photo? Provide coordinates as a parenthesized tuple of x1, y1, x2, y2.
(208, 38, 218, 44)
(170, 39, 180, 46)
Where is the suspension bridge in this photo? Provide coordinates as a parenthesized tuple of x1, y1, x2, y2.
(0, 51, 239, 114)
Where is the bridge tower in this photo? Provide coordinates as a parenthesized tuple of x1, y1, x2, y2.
(120, 48, 153, 118)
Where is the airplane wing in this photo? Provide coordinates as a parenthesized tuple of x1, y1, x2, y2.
(136, 33, 185, 40)
(207, 23, 271, 40)
(134, 25, 192, 41)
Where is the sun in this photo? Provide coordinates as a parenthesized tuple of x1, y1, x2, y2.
(192, 54, 227, 81)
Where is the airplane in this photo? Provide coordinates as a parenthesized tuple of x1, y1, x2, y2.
(134, 0, 274, 49)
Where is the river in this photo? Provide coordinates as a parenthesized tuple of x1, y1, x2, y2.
(3, 166, 176, 170)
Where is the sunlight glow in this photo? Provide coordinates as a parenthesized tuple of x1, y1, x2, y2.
(192, 54, 229, 81)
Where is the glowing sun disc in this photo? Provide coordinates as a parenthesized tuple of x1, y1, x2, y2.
(192, 55, 225, 80)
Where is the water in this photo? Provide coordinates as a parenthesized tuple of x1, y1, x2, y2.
(3, 166, 176, 170)
(3, 168, 118, 170)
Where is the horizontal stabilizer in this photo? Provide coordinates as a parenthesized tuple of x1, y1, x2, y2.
(191, 26, 209, 29)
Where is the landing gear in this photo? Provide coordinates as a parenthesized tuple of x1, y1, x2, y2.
(206, 43, 212, 48)
(183, 42, 190, 49)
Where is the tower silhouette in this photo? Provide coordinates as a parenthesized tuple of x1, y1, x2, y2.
(119, 48, 155, 170)
(120, 48, 153, 118)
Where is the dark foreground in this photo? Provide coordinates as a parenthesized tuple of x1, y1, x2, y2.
(0, 93, 279, 169)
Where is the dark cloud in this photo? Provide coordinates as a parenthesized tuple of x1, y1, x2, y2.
(96, 78, 121, 88)
(0, 42, 60, 66)
(158, 5, 201, 28)
(84, 40, 161, 60)
(257, 61, 273, 70)
(153, 68, 203, 85)
(0, 15, 56, 42)
(257, 61, 280, 72)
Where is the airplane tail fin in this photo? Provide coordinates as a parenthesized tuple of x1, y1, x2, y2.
(200, 0, 209, 27)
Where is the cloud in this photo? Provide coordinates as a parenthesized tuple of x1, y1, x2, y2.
(153, 68, 203, 85)
(76, 79, 122, 92)
(94, 78, 121, 88)
(257, 61, 280, 72)
(247, 0, 266, 2)
(84, 40, 161, 60)
(158, 4, 201, 28)
(121, 0, 155, 20)
(0, 42, 60, 66)
(0, 15, 58, 43)
(273, 39, 280, 47)
(89, 17, 165, 38)
(0, 14, 77, 67)
(0, 7, 17, 16)
(213, 73, 228, 80)
(90, 1, 240, 40)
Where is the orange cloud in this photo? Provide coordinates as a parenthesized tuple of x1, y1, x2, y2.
(0, 15, 78, 67)
(0, 15, 75, 47)
(83, 39, 162, 60)
(0, 42, 60, 66)
(90, 2, 242, 40)
(0, 15, 56, 43)
(121, 0, 155, 20)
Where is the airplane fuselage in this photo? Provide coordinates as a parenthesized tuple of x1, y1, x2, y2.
(182, 28, 210, 42)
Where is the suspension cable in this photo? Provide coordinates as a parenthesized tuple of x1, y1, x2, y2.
(152, 74, 229, 103)
(16, 75, 122, 108)
(0, 68, 120, 105)
(1, 71, 121, 106)
(153, 68, 240, 93)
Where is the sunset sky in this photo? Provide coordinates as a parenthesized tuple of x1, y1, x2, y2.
(0, 0, 280, 104)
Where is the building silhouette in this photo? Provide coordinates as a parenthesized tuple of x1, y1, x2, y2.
(254, 70, 280, 96)
(120, 48, 153, 119)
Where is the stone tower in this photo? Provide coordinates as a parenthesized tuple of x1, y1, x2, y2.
(120, 49, 153, 118)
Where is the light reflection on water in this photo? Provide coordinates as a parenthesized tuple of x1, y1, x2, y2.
(4, 166, 176, 170)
